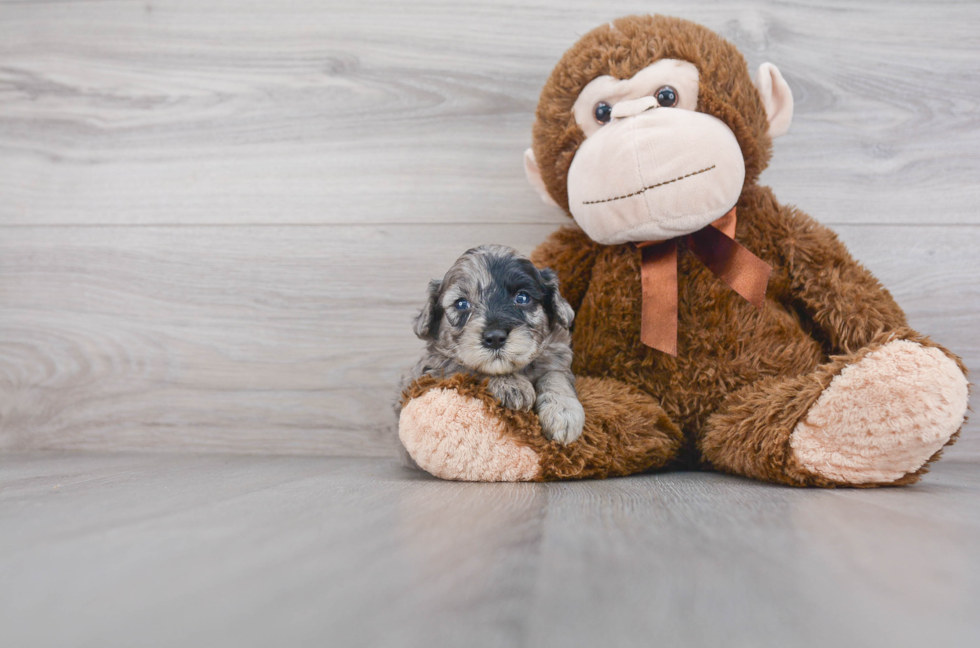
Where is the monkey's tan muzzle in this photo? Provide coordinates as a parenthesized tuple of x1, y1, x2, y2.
(567, 107, 746, 245)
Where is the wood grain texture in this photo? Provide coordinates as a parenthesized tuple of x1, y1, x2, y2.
(0, 223, 552, 454)
(2, 454, 979, 648)
(0, 0, 978, 226)
(1, 223, 977, 456)
(0, 1, 978, 457)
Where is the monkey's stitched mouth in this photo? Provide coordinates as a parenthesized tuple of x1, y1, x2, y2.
(581, 165, 716, 205)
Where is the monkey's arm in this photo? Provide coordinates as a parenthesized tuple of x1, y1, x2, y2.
(761, 198, 907, 355)
(529, 225, 602, 313)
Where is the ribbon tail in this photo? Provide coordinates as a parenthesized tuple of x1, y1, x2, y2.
(689, 225, 771, 309)
(639, 240, 678, 356)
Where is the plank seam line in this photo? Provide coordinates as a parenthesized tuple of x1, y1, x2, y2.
(0, 222, 977, 229)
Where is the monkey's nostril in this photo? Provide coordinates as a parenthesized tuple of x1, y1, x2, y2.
(610, 96, 659, 120)
(482, 329, 509, 350)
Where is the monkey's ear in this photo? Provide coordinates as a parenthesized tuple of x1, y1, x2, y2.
(412, 279, 443, 340)
(539, 268, 574, 330)
(523, 148, 560, 208)
(754, 63, 794, 138)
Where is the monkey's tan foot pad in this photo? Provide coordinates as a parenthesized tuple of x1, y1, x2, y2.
(790, 340, 969, 485)
(399, 388, 542, 482)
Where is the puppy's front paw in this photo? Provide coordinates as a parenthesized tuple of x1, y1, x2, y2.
(535, 393, 585, 444)
(488, 376, 536, 411)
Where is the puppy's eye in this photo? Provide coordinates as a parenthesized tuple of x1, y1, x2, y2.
(655, 86, 678, 108)
(454, 299, 470, 311)
(593, 101, 612, 124)
(514, 292, 531, 305)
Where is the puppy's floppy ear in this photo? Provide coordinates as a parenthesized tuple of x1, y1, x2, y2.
(539, 268, 574, 330)
(412, 279, 443, 340)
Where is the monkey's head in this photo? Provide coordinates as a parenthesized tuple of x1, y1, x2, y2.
(524, 15, 793, 245)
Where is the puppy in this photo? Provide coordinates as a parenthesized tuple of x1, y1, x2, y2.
(409, 244, 585, 444)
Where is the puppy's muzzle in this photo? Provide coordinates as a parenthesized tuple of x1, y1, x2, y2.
(482, 327, 510, 350)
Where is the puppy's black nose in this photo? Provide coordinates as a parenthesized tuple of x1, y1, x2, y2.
(482, 329, 509, 350)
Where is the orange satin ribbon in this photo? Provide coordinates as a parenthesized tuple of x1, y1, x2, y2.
(635, 207, 771, 356)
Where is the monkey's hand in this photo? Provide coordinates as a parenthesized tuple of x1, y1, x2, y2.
(534, 372, 585, 444)
(488, 374, 536, 412)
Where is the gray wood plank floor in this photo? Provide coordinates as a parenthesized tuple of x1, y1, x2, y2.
(2, 0, 979, 456)
(2, 453, 979, 648)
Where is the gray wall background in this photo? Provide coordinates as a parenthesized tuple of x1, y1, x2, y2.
(1, 0, 977, 457)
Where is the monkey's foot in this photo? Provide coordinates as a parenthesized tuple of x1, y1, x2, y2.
(399, 374, 684, 482)
(790, 340, 969, 485)
(400, 386, 542, 482)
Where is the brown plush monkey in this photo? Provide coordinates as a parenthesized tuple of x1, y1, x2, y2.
(399, 15, 969, 486)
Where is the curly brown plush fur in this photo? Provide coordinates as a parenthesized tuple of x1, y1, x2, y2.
(532, 16, 773, 212)
(402, 374, 683, 481)
(398, 15, 969, 486)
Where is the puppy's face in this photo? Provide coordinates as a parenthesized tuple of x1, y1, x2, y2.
(414, 245, 574, 375)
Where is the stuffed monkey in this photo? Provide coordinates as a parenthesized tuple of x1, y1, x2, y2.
(399, 15, 969, 486)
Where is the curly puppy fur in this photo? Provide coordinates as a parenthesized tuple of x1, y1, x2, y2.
(400, 15, 968, 485)
(409, 245, 585, 444)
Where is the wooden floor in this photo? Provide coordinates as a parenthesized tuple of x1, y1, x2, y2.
(2, 453, 979, 648)
(2, 4, 979, 643)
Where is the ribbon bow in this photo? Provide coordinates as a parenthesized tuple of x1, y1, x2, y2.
(634, 207, 772, 356)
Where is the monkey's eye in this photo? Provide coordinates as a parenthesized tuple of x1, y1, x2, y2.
(655, 86, 678, 108)
(593, 101, 612, 124)
(514, 292, 531, 305)
(454, 299, 470, 311)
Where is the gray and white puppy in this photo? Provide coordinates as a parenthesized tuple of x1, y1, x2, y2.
(410, 244, 585, 444)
